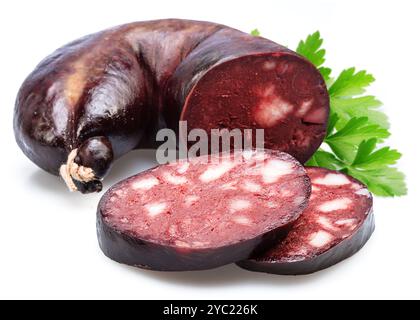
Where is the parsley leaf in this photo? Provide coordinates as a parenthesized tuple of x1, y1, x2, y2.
(325, 117, 390, 162)
(329, 68, 375, 97)
(305, 149, 344, 170)
(352, 139, 401, 169)
(328, 67, 389, 129)
(318, 67, 332, 83)
(332, 95, 389, 129)
(296, 31, 325, 68)
(348, 139, 406, 196)
(296, 31, 331, 83)
(308, 139, 406, 197)
(347, 167, 407, 197)
(255, 30, 406, 196)
(296, 31, 406, 196)
(250, 29, 260, 36)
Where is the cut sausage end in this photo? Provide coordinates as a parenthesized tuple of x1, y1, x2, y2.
(97, 149, 311, 271)
(181, 53, 329, 163)
(237, 167, 374, 275)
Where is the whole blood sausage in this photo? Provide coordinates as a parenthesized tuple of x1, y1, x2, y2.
(237, 167, 375, 275)
(97, 150, 311, 271)
(14, 19, 329, 193)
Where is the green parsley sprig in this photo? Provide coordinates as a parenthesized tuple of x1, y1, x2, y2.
(297, 31, 406, 196)
(250, 29, 260, 36)
(251, 30, 406, 196)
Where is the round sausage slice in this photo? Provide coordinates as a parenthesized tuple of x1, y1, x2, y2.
(97, 150, 311, 271)
(237, 167, 375, 275)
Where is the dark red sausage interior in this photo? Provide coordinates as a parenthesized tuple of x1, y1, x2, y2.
(237, 167, 375, 275)
(179, 54, 328, 163)
(97, 150, 311, 271)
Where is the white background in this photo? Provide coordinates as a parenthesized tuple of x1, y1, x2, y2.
(0, 0, 419, 300)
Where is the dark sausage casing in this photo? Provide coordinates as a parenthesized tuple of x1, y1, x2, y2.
(14, 19, 329, 193)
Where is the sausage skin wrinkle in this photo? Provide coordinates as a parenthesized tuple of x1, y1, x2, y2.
(97, 150, 311, 271)
(237, 167, 375, 275)
(14, 19, 329, 193)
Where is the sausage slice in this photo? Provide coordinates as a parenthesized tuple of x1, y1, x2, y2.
(237, 167, 375, 275)
(97, 150, 311, 271)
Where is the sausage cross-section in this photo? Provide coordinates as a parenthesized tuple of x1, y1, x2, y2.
(237, 167, 375, 275)
(14, 19, 329, 193)
(97, 150, 311, 271)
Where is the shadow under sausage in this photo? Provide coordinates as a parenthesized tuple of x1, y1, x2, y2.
(29, 169, 67, 193)
(28, 169, 99, 210)
(28, 149, 158, 195)
(118, 262, 333, 287)
(103, 149, 158, 188)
